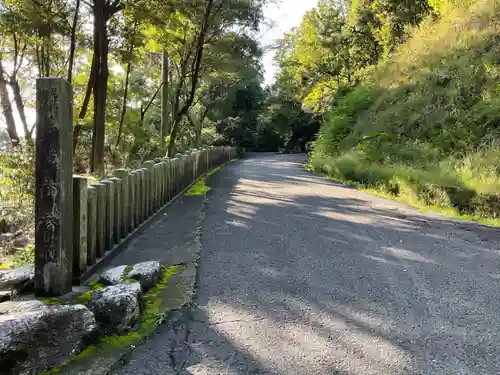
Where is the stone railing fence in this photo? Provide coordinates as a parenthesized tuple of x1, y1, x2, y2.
(35, 78, 236, 297)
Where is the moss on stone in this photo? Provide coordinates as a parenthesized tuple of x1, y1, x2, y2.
(122, 265, 133, 280)
(185, 178, 210, 196)
(89, 280, 104, 290)
(205, 165, 222, 177)
(76, 289, 95, 305)
(99, 332, 142, 351)
(38, 297, 62, 305)
(138, 265, 184, 332)
(76, 279, 108, 305)
(184, 158, 237, 197)
(42, 265, 189, 374)
(39, 361, 67, 374)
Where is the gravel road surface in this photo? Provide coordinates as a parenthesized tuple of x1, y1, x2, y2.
(114, 153, 500, 375)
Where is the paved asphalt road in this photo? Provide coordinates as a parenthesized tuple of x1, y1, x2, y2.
(114, 153, 500, 375)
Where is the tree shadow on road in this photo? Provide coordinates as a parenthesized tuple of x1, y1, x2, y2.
(188, 154, 500, 375)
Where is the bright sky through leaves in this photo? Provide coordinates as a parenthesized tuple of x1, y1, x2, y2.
(1, 0, 318, 136)
(260, 0, 318, 85)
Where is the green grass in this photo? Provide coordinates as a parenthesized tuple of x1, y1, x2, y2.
(184, 159, 237, 197)
(0, 245, 35, 270)
(185, 178, 211, 196)
(307, 154, 500, 226)
(311, 0, 500, 222)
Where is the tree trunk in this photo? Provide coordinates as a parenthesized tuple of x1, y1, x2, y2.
(160, 50, 169, 151)
(191, 107, 208, 149)
(115, 54, 132, 149)
(73, 53, 97, 153)
(139, 83, 162, 126)
(41, 36, 51, 77)
(11, 80, 30, 142)
(167, 113, 182, 157)
(68, 0, 81, 84)
(35, 44, 42, 78)
(91, 0, 109, 176)
(195, 121, 202, 148)
(0, 61, 18, 144)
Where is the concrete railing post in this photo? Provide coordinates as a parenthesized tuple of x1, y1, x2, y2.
(100, 179, 115, 251)
(132, 170, 141, 227)
(93, 182, 106, 257)
(142, 161, 155, 216)
(138, 169, 147, 221)
(202, 148, 208, 175)
(108, 177, 121, 244)
(182, 153, 189, 188)
(153, 163, 161, 211)
(161, 159, 169, 202)
(171, 157, 178, 197)
(174, 154, 182, 193)
(73, 176, 88, 278)
(34, 78, 74, 296)
(86, 186, 97, 266)
(127, 171, 135, 233)
(191, 150, 198, 181)
(114, 169, 129, 237)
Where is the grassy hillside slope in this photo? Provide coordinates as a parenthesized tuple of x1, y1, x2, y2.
(310, 0, 500, 223)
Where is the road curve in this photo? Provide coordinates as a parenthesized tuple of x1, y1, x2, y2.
(115, 153, 500, 375)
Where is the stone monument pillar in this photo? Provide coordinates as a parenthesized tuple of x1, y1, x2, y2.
(34, 78, 74, 296)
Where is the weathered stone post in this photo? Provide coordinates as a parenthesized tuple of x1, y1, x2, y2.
(73, 176, 88, 278)
(161, 162, 168, 204)
(184, 151, 194, 188)
(176, 156, 181, 193)
(127, 173, 135, 232)
(179, 154, 187, 190)
(114, 169, 129, 237)
(197, 149, 202, 177)
(190, 151, 196, 183)
(181, 154, 187, 189)
(161, 160, 168, 202)
(93, 182, 106, 257)
(157, 163, 164, 206)
(108, 177, 121, 244)
(143, 161, 155, 215)
(138, 168, 147, 221)
(35, 77, 74, 297)
(132, 170, 141, 227)
(171, 157, 179, 196)
(153, 164, 161, 210)
(165, 159, 172, 201)
(86, 185, 97, 266)
(200, 149, 206, 175)
(100, 179, 115, 250)
(192, 150, 198, 181)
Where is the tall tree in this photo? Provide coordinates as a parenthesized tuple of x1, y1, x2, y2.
(91, 0, 124, 175)
(160, 50, 169, 151)
(0, 61, 19, 143)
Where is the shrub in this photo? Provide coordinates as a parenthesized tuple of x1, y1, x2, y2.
(310, 1, 500, 222)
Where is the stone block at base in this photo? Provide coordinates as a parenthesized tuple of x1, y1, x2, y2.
(128, 261, 161, 291)
(89, 283, 142, 334)
(99, 265, 128, 285)
(0, 301, 97, 375)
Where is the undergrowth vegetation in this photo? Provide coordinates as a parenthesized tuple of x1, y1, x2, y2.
(310, 0, 500, 222)
(0, 142, 35, 266)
